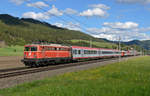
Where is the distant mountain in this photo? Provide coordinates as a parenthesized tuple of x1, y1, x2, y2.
(99, 38, 150, 50)
(99, 38, 111, 42)
(123, 40, 142, 45)
(122, 40, 150, 50)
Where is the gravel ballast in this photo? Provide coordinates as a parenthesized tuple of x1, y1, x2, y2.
(0, 57, 137, 89)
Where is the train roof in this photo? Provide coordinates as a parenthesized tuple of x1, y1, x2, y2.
(24, 44, 70, 48)
(24, 44, 121, 51)
(71, 46, 120, 51)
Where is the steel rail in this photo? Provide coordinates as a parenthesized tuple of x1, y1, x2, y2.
(0, 58, 119, 79)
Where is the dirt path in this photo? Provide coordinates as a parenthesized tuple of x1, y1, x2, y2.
(0, 56, 24, 69)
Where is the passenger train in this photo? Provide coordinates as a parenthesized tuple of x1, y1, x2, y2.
(21, 44, 139, 67)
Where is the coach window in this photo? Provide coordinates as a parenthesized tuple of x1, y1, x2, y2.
(84, 50, 86, 54)
(92, 50, 94, 54)
(85, 50, 88, 54)
(78, 50, 81, 54)
(89, 50, 91, 54)
(88, 51, 90, 54)
(73, 50, 77, 54)
(99, 51, 101, 54)
(91, 51, 93, 54)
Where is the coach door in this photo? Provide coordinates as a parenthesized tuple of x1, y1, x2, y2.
(72, 49, 82, 59)
(78, 49, 82, 58)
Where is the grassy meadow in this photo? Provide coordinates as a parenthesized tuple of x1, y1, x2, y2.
(0, 56, 150, 96)
(0, 46, 24, 56)
(71, 39, 117, 48)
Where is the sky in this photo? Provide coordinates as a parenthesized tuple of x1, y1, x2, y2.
(0, 0, 150, 41)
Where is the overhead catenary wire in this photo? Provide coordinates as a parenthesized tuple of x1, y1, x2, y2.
(42, 0, 90, 28)
(25, 0, 69, 25)
(24, 0, 94, 35)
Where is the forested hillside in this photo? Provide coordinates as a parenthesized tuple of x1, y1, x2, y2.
(0, 14, 106, 47)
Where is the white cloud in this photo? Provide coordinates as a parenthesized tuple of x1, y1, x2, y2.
(79, 4, 110, 18)
(139, 27, 150, 32)
(89, 4, 110, 10)
(116, 0, 150, 4)
(79, 8, 108, 17)
(10, 0, 26, 5)
(103, 22, 139, 29)
(63, 8, 78, 15)
(44, 0, 56, 1)
(22, 12, 49, 20)
(65, 22, 81, 31)
(93, 34, 116, 41)
(46, 5, 63, 16)
(53, 22, 81, 31)
(87, 22, 150, 41)
(22, 5, 63, 20)
(53, 22, 63, 27)
(87, 27, 112, 34)
(27, 1, 49, 8)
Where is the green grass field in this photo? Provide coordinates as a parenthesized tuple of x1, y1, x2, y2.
(0, 46, 24, 56)
(71, 39, 117, 48)
(0, 56, 150, 96)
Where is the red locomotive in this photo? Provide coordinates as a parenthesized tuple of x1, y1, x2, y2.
(21, 44, 138, 67)
(22, 44, 72, 67)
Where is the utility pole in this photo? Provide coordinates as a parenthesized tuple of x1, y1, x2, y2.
(118, 36, 121, 62)
(90, 38, 92, 48)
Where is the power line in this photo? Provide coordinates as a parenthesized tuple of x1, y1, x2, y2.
(25, 0, 93, 35)
(42, 0, 90, 28)
(25, 0, 70, 25)
(42, 0, 89, 27)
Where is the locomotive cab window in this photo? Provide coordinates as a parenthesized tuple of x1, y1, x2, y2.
(25, 47, 30, 51)
(31, 47, 37, 51)
(25, 47, 37, 51)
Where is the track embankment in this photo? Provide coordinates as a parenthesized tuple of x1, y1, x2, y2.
(0, 56, 139, 89)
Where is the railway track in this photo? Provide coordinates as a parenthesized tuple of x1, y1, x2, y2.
(0, 67, 28, 73)
(0, 57, 125, 79)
